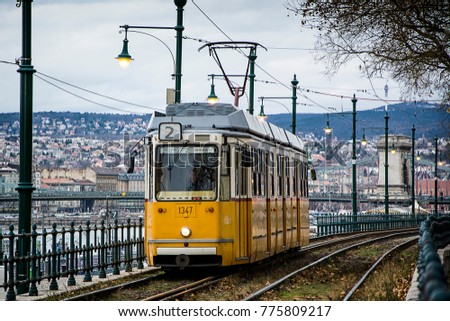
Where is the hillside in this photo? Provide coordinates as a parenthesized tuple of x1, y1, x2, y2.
(267, 102, 448, 140)
(0, 102, 447, 140)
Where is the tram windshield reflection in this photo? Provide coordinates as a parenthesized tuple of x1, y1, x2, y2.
(155, 145, 218, 201)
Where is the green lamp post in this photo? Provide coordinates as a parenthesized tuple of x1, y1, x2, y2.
(351, 94, 358, 228)
(248, 48, 257, 115)
(116, 0, 186, 103)
(291, 74, 299, 134)
(411, 125, 416, 216)
(384, 110, 390, 216)
(15, 0, 36, 297)
(434, 136, 438, 214)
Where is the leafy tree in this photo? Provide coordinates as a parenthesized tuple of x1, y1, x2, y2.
(285, 0, 450, 105)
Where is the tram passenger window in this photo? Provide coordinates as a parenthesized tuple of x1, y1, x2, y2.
(293, 159, 298, 196)
(220, 147, 230, 201)
(302, 162, 307, 197)
(220, 176, 230, 200)
(260, 150, 266, 197)
(277, 155, 283, 196)
(148, 146, 153, 201)
(269, 152, 275, 197)
(252, 148, 258, 196)
(286, 158, 291, 196)
(298, 161, 303, 197)
(235, 149, 248, 196)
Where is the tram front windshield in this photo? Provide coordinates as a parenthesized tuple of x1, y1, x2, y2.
(155, 145, 218, 201)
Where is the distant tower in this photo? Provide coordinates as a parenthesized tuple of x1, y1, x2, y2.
(376, 135, 412, 202)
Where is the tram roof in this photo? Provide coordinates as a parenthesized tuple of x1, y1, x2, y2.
(147, 102, 305, 151)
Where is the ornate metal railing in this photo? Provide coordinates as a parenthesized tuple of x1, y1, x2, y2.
(313, 212, 428, 237)
(417, 215, 450, 300)
(1, 218, 144, 301)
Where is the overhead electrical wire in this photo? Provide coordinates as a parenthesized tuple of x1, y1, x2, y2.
(191, 0, 351, 115)
(34, 74, 144, 114)
(1, 59, 166, 114)
(190, 0, 442, 115)
(36, 71, 166, 112)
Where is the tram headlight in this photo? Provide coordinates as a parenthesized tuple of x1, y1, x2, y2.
(180, 226, 192, 238)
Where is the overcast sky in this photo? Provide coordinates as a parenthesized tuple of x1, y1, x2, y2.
(0, 0, 430, 116)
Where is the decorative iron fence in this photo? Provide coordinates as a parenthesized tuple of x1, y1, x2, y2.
(314, 212, 428, 237)
(1, 218, 145, 301)
(417, 215, 450, 300)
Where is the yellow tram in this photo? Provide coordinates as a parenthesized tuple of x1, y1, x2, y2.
(143, 102, 309, 268)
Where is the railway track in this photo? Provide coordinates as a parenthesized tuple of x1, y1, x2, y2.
(244, 232, 418, 301)
(342, 237, 418, 301)
(51, 228, 418, 301)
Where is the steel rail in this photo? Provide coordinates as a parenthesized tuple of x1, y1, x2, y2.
(141, 275, 224, 301)
(342, 236, 419, 301)
(242, 230, 418, 301)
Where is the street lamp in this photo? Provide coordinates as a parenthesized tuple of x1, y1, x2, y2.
(115, 26, 133, 68)
(323, 113, 332, 134)
(361, 128, 367, 146)
(257, 74, 299, 134)
(207, 74, 219, 105)
(118, 30, 176, 76)
(390, 141, 396, 154)
(257, 98, 268, 120)
(116, 0, 187, 103)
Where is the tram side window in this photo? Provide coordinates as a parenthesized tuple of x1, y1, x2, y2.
(277, 155, 283, 197)
(220, 146, 230, 201)
(286, 158, 291, 196)
(293, 159, 298, 197)
(236, 149, 248, 196)
(305, 162, 309, 197)
(299, 160, 303, 197)
(260, 150, 266, 197)
(235, 150, 239, 196)
(269, 152, 275, 197)
(252, 148, 258, 196)
(302, 161, 307, 197)
(252, 148, 266, 197)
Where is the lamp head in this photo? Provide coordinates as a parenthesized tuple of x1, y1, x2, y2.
(258, 101, 267, 121)
(207, 84, 219, 105)
(116, 39, 133, 68)
(361, 137, 367, 147)
(258, 110, 268, 121)
(323, 114, 332, 134)
(390, 142, 396, 154)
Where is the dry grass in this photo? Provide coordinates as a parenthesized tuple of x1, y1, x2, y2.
(260, 241, 418, 301)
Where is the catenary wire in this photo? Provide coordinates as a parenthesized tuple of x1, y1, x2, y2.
(35, 74, 147, 115)
(36, 71, 166, 112)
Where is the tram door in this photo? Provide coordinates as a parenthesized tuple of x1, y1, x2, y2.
(236, 149, 249, 260)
